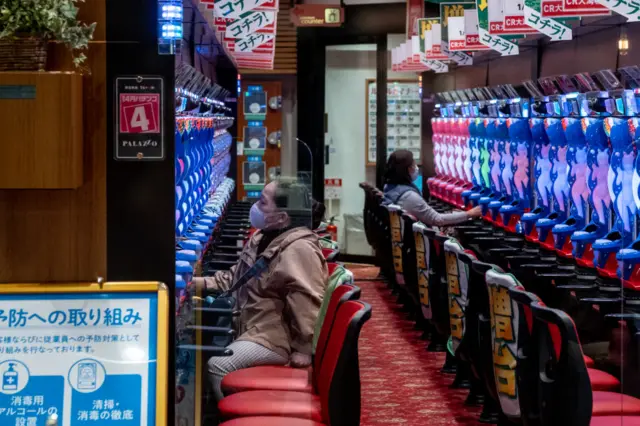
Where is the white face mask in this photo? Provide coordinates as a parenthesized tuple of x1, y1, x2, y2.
(250, 203, 267, 229)
(250, 202, 288, 230)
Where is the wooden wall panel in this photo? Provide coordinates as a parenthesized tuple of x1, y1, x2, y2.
(240, 2, 297, 75)
(432, 72, 456, 92)
(455, 64, 488, 89)
(489, 48, 535, 85)
(541, 28, 618, 77)
(236, 81, 283, 200)
(0, 1, 106, 282)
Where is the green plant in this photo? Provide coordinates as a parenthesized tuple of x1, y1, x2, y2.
(0, 0, 96, 67)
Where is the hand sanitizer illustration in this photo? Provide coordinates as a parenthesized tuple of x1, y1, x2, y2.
(77, 362, 97, 390)
(2, 363, 18, 391)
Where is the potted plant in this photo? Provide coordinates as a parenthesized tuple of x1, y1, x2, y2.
(0, 0, 96, 71)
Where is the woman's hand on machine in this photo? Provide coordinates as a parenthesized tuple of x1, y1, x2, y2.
(466, 206, 482, 218)
(289, 351, 312, 368)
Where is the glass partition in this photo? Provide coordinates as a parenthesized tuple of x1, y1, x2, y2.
(175, 138, 313, 426)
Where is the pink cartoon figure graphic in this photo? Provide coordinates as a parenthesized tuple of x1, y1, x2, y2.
(592, 150, 611, 223)
(570, 148, 589, 218)
(513, 143, 529, 200)
(553, 145, 570, 212)
(490, 140, 502, 191)
(617, 151, 636, 232)
(501, 141, 513, 196)
(536, 144, 552, 207)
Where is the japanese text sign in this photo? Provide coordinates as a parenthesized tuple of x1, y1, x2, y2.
(541, 0, 610, 17)
(524, 0, 573, 39)
(226, 11, 275, 39)
(464, 9, 491, 50)
(427, 24, 450, 59)
(418, 18, 440, 54)
(423, 59, 449, 73)
(494, 0, 538, 34)
(234, 32, 275, 52)
(503, 0, 539, 32)
(442, 42, 474, 65)
(440, 1, 476, 42)
(0, 282, 169, 426)
(476, 0, 520, 55)
(115, 77, 164, 161)
(214, 0, 277, 21)
(448, 16, 467, 50)
(594, 0, 640, 20)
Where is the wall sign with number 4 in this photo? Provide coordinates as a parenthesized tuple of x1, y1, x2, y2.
(115, 76, 165, 161)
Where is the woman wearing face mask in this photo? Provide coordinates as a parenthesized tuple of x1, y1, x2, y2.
(384, 149, 482, 226)
(193, 181, 328, 401)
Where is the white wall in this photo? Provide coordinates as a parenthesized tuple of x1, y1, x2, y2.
(323, 34, 408, 252)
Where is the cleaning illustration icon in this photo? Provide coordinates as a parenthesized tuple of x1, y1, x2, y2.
(0, 360, 29, 394)
(2, 363, 18, 391)
(77, 362, 97, 390)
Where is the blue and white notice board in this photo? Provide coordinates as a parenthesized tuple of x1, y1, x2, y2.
(0, 282, 169, 426)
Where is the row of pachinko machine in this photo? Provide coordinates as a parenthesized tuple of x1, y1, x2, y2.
(175, 113, 234, 299)
(427, 66, 640, 291)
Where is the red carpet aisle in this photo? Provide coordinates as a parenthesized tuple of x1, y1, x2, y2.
(348, 265, 482, 426)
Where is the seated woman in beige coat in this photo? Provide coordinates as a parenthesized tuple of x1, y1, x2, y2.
(194, 181, 328, 401)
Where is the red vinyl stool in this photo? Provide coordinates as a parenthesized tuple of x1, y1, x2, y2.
(218, 390, 323, 422)
(590, 416, 640, 425)
(221, 366, 312, 394)
(592, 392, 640, 416)
(220, 416, 326, 426)
(587, 369, 621, 392)
(219, 301, 371, 423)
(221, 284, 360, 396)
(584, 355, 595, 368)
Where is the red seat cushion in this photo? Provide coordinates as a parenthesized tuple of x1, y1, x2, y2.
(220, 417, 326, 426)
(584, 355, 595, 368)
(218, 390, 322, 422)
(222, 366, 312, 395)
(588, 368, 621, 392)
(592, 392, 640, 416)
(590, 417, 640, 426)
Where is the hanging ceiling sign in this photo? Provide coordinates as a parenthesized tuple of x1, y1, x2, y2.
(213, 0, 278, 20)
(440, 1, 476, 45)
(492, 0, 537, 34)
(237, 59, 274, 69)
(524, 0, 573, 39)
(476, 0, 520, 55)
(503, 0, 538, 33)
(541, 0, 610, 17)
(233, 32, 275, 53)
(226, 11, 276, 39)
(464, 8, 492, 50)
(441, 40, 473, 65)
(418, 18, 440, 56)
(447, 16, 467, 50)
(427, 24, 452, 59)
(423, 59, 449, 73)
(594, 0, 640, 20)
(405, 41, 427, 70)
(411, 36, 422, 62)
(407, 0, 426, 37)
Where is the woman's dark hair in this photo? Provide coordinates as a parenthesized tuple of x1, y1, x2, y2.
(384, 149, 415, 185)
(312, 200, 325, 230)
